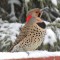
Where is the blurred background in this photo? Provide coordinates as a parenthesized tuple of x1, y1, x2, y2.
(1, 0, 60, 23)
(0, 0, 60, 52)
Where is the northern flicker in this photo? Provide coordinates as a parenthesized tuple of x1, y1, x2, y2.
(11, 8, 46, 52)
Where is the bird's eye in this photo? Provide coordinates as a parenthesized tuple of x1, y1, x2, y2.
(36, 12, 38, 13)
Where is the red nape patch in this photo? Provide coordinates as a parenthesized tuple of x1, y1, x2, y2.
(26, 15, 32, 23)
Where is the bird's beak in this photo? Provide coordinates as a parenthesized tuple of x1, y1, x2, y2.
(40, 7, 49, 12)
(40, 7, 49, 17)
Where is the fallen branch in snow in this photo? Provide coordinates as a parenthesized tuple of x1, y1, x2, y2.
(47, 19, 60, 28)
(47, 23, 60, 28)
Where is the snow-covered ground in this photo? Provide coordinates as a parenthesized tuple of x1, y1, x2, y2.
(0, 18, 24, 43)
(51, 0, 57, 6)
(0, 18, 25, 51)
(0, 23, 23, 42)
(0, 50, 60, 59)
(43, 28, 57, 46)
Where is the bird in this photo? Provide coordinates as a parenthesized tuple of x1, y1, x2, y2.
(11, 8, 46, 52)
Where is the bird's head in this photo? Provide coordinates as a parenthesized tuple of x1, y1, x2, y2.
(26, 8, 46, 29)
(26, 8, 41, 23)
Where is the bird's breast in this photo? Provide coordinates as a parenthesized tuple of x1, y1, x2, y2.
(20, 23, 46, 51)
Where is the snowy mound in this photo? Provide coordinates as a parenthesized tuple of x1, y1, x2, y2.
(0, 22, 24, 51)
(44, 29, 57, 46)
(0, 50, 60, 59)
(0, 23, 24, 42)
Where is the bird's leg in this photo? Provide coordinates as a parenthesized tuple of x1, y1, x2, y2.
(22, 48, 29, 56)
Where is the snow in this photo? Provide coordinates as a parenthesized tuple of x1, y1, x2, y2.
(55, 17, 60, 22)
(0, 18, 8, 24)
(51, 0, 57, 6)
(0, 22, 24, 42)
(0, 50, 60, 59)
(43, 28, 57, 46)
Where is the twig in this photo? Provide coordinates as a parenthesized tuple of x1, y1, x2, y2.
(47, 22, 60, 28)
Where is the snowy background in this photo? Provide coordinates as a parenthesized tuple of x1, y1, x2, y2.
(0, 0, 60, 59)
